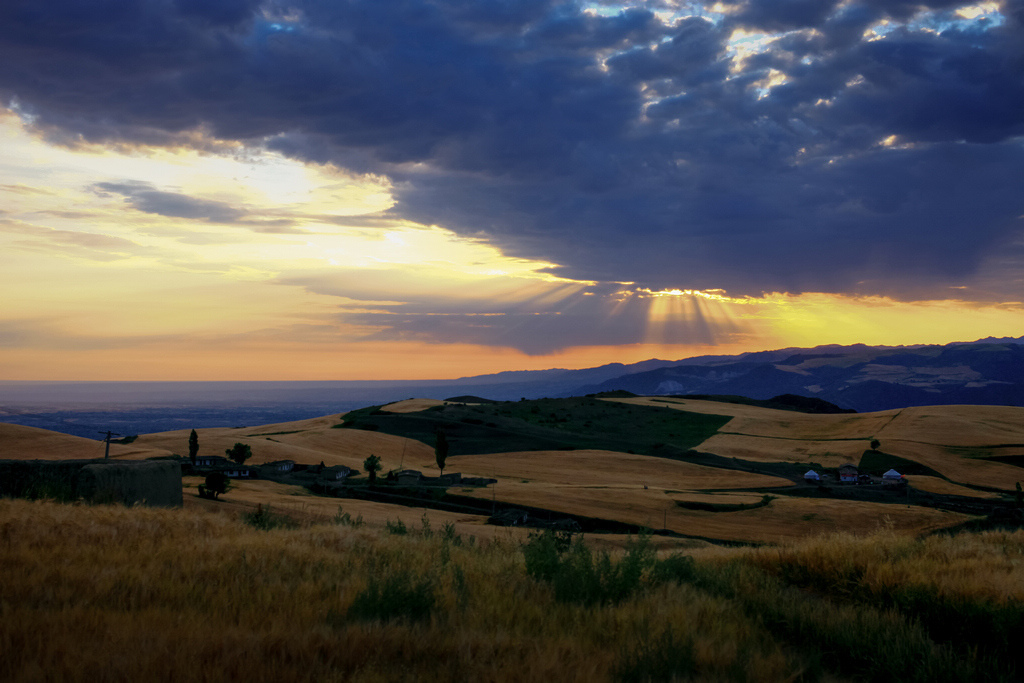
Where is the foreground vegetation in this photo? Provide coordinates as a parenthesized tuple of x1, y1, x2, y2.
(2, 499, 1022, 682)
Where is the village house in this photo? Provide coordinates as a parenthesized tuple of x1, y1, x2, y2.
(804, 470, 820, 483)
(838, 463, 859, 484)
(263, 460, 295, 473)
(194, 455, 228, 468)
(319, 465, 351, 481)
(222, 466, 254, 479)
(395, 469, 422, 486)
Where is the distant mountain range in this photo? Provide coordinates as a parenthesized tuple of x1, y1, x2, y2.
(573, 337, 1024, 412)
(2, 337, 1022, 438)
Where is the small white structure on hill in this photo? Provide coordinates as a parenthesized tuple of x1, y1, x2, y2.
(396, 469, 422, 486)
(804, 470, 820, 482)
(882, 468, 903, 484)
(320, 465, 351, 481)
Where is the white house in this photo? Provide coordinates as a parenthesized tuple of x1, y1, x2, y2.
(838, 463, 859, 484)
(194, 455, 228, 468)
(804, 470, 820, 482)
(223, 466, 253, 479)
(320, 465, 351, 481)
(882, 469, 903, 484)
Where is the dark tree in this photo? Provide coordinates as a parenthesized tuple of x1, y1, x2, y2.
(364, 454, 382, 486)
(225, 442, 252, 465)
(199, 472, 229, 499)
(435, 429, 449, 476)
(188, 429, 199, 466)
(870, 439, 880, 451)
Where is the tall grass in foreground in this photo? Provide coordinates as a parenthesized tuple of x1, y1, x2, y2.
(1, 499, 1021, 682)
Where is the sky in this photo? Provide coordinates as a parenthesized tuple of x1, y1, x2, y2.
(1, 0, 1022, 381)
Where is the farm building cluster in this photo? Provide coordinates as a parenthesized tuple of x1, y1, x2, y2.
(804, 465, 905, 486)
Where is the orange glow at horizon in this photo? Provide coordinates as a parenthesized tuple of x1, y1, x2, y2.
(2, 112, 1022, 382)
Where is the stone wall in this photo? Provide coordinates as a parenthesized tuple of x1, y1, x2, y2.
(0, 459, 182, 507)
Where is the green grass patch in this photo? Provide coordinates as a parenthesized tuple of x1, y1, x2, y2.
(858, 449, 944, 477)
(347, 569, 436, 623)
(241, 504, 298, 530)
(327, 396, 730, 457)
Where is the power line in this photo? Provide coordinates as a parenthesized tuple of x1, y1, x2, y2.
(98, 430, 122, 459)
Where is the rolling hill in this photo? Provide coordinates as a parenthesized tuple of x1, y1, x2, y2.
(582, 340, 1024, 412)
(7, 395, 1024, 544)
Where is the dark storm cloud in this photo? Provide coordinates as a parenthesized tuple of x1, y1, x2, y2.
(2, 0, 1023, 298)
(91, 181, 307, 231)
(93, 181, 246, 222)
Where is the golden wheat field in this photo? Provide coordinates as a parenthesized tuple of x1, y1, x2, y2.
(611, 397, 1024, 492)
(2, 498, 1022, 682)
(9, 395, 1024, 544)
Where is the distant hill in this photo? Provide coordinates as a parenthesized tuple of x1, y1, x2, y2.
(578, 339, 1024, 412)
(2, 337, 1022, 438)
(676, 394, 855, 414)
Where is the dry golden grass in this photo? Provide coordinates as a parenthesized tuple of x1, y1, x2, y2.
(4, 499, 1016, 682)
(872, 439, 1024, 490)
(610, 397, 1024, 492)
(904, 475, 1002, 499)
(880, 405, 1024, 446)
(456, 481, 969, 543)
(694, 433, 867, 468)
(0, 498, 805, 682)
(744, 528, 1024, 604)
(670, 491, 767, 505)
(133, 416, 434, 473)
(0, 422, 168, 460)
(452, 449, 791, 489)
(6, 397, 1020, 550)
(181, 476, 524, 544)
(380, 398, 445, 413)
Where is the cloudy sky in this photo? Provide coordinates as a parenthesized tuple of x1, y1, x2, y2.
(1, 0, 1022, 380)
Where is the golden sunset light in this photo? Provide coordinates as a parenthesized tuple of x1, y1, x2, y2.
(0, 0, 1020, 384)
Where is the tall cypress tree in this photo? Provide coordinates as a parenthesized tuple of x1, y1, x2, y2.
(435, 429, 449, 476)
(188, 429, 199, 466)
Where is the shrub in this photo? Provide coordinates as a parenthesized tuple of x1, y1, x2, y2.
(332, 506, 364, 528)
(347, 570, 436, 623)
(242, 504, 297, 531)
(225, 442, 252, 465)
(198, 472, 229, 499)
(441, 521, 462, 545)
(385, 518, 408, 535)
(522, 530, 657, 605)
(363, 454, 382, 485)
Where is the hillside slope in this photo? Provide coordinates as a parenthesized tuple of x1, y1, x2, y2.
(583, 341, 1024, 412)
(9, 397, 1024, 543)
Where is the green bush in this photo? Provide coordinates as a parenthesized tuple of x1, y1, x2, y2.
(347, 570, 436, 623)
(242, 504, 297, 531)
(385, 518, 408, 535)
(332, 506, 364, 528)
(523, 530, 657, 605)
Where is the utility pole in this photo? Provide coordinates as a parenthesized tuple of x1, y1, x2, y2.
(99, 431, 121, 459)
